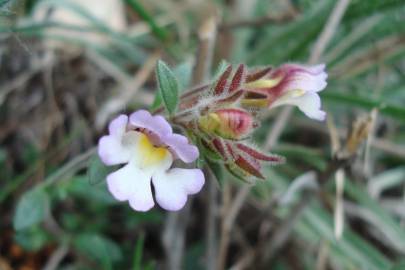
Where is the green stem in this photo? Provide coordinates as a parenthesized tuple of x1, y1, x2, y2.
(125, 0, 168, 42)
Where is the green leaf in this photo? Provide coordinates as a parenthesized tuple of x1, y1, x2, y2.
(133, 233, 145, 270)
(173, 61, 193, 90)
(391, 260, 405, 270)
(151, 61, 191, 111)
(344, 180, 405, 253)
(88, 154, 115, 185)
(14, 188, 50, 231)
(322, 91, 405, 121)
(261, 166, 392, 269)
(274, 143, 327, 171)
(74, 233, 122, 270)
(156, 60, 179, 115)
(248, 1, 333, 64)
(150, 87, 162, 111)
(125, 0, 168, 41)
(62, 176, 116, 205)
(0, 147, 6, 163)
(368, 167, 405, 198)
(14, 227, 50, 251)
(343, 0, 404, 21)
(206, 160, 225, 188)
(300, 204, 392, 270)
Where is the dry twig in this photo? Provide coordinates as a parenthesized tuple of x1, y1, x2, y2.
(162, 15, 218, 270)
(95, 51, 160, 130)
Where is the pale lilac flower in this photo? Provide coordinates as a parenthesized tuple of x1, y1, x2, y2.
(244, 63, 328, 121)
(98, 110, 204, 212)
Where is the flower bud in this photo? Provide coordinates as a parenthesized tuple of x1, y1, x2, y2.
(198, 109, 254, 140)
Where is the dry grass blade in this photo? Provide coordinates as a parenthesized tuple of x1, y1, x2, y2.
(95, 51, 160, 130)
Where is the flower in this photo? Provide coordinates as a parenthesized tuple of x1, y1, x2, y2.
(243, 63, 328, 121)
(98, 110, 204, 212)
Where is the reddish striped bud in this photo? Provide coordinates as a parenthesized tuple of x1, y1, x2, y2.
(198, 109, 254, 140)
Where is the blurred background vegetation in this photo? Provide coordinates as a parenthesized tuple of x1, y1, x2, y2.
(1, 0, 405, 269)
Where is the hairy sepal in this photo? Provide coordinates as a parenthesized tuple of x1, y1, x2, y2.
(214, 65, 232, 96)
(236, 143, 285, 164)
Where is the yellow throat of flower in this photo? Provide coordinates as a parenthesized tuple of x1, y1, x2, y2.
(243, 77, 282, 90)
(137, 133, 169, 168)
(241, 77, 283, 108)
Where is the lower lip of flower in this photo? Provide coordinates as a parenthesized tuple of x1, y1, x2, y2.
(137, 133, 169, 168)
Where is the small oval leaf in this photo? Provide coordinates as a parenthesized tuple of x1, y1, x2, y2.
(156, 60, 179, 115)
(14, 188, 50, 231)
(74, 233, 122, 269)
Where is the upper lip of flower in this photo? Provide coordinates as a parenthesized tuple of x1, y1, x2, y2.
(129, 110, 199, 163)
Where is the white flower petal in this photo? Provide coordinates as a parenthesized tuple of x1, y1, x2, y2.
(152, 169, 205, 211)
(286, 72, 327, 93)
(306, 63, 326, 73)
(98, 131, 140, 166)
(273, 92, 326, 121)
(98, 135, 131, 165)
(292, 92, 326, 121)
(107, 163, 155, 212)
(98, 115, 141, 165)
(108, 114, 128, 137)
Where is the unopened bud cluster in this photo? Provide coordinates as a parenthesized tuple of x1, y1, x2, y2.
(172, 63, 327, 182)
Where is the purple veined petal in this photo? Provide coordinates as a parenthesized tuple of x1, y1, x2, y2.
(129, 110, 172, 139)
(280, 63, 326, 76)
(285, 71, 328, 93)
(163, 134, 199, 163)
(152, 168, 205, 211)
(107, 163, 155, 212)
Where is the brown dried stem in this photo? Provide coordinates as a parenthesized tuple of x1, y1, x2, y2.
(162, 15, 218, 270)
